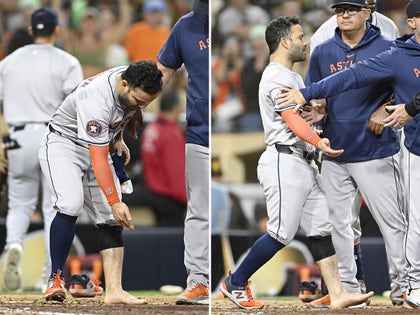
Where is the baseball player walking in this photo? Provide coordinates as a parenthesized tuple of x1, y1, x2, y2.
(155, 0, 210, 305)
(0, 7, 83, 291)
(220, 16, 373, 310)
(39, 61, 163, 303)
(276, 0, 420, 308)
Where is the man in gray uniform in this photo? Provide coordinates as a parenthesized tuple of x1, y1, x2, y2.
(0, 7, 83, 291)
(220, 16, 373, 311)
(39, 61, 162, 303)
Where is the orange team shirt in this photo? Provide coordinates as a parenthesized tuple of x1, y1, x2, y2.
(124, 21, 171, 62)
(212, 59, 244, 113)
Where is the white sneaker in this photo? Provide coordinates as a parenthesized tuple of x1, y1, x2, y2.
(3, 243, 23, 291)
(407, 288, 420, 308)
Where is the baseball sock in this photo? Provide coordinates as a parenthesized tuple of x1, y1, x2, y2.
(354, 242, 365, 281)
(231, 233, 284, 286)
(49, 213, 77, 280)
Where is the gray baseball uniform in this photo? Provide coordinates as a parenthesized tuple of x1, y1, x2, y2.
(0, 43, 83, 286)
(39, 66, 133, 223)
(258, 62, 332, 243)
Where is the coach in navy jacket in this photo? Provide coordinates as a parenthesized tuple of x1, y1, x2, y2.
(277, 0, 420, 307)
(302, 32, 420, 155)
(306, 23, 397, 162)
(302, 0, 407, 301)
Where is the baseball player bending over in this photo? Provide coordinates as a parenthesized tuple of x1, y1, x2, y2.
(220, 16, 373, 310)
(39, 61, 163, 303)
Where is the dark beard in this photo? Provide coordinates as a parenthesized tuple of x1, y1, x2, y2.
(118, 94, 132, 114)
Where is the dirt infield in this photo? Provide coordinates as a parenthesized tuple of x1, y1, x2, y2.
(0, 295, 418, 315)
(0, 295, 209, 315)
(211, 297, 418, 314)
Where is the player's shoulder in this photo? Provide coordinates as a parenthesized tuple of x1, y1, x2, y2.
(372, 11, 398, 26)
(262, 63, 299, 89)
(310, 16, 336, 51)
(371, 12, 399, 36)
(44, 46, 82, 68)
(0, 45, 30, 70)
(2, 45, 29, 60)
(53, 46, 80, 60)
(175, 11, 195, 24)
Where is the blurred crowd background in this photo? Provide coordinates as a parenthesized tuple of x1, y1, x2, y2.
(211, 0, 409, 134)
(0, 0, 412, 230)
(0, 0, 193, 227)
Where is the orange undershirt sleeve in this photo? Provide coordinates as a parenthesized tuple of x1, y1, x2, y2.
(280, 108, 321, 148)
(89, 144, 120, 206)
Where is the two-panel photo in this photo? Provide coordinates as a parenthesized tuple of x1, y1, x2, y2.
(0, 0, 418, 314)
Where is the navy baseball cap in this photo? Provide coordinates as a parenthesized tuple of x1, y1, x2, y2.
(406, 0, 420, 18)
(31, 7, 58, 35)
(192, 0, 208, 16)
(331, 0, 368, 8)
(143, 0, 166, 12)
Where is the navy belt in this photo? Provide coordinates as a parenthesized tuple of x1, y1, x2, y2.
(274, 144, 314, 161)
(48, 124, 86, 149)
(49, 124, 63, 136)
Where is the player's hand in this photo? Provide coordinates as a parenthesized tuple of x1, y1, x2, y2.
(301, 99, 326, 125)
(126, 109, 144, 140)
(368, 104, 391, 136)
(275, 87, 306, 113)
(383, 104, 413, 129)
(317, 138, 344, 157)
(113, 140, 130, 165)
(111, 201, 135, 230)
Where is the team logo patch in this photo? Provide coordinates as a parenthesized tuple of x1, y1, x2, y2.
(86, 120, 102, 137)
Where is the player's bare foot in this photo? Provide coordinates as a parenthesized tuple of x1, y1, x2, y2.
(330, 291, 374, 310)
(103, 290, 148, 304)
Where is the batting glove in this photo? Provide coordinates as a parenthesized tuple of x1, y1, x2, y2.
(111, 152, 133, 194)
